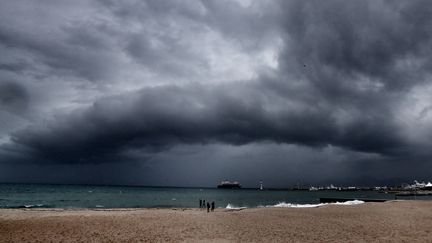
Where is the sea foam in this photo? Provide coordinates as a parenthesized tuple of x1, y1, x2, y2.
(22, 204, 45, 208)
(225, 204, 247, 210)
(333, 200, 365, 205)
(225, 200, 364, 210)
(267, 200, 365, 208)
(270, 202, 326, 208)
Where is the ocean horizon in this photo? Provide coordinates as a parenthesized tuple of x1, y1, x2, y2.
(0, 183, 407, 209)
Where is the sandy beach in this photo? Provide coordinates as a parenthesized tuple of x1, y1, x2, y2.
(1, 200, 431, 242)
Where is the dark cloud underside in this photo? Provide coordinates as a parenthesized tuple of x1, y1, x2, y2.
(1, 0, 432, 186)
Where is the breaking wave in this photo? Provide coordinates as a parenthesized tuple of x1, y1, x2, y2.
(225, 204, 248, 210)
(270, 202, 326, 208)
(332, 200, 365, 205)
(225, 200, 364, 209)
(267, 200, 365, 208)
(0, 204, 51, 209)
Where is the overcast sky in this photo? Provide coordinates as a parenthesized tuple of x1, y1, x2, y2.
(1, 0, 432, 187)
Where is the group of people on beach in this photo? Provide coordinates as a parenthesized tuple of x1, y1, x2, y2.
(199, 199, 215, 212)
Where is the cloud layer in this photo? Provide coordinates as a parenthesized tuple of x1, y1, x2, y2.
(1, 0, 432, 186)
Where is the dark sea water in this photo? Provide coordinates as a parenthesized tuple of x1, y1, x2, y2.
(0, 183, 419, 209)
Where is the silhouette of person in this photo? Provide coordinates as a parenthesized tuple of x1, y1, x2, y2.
(211, 201, 215, 212)
(203, 200, 205, 208)
(207, 202, 210, 213)
(199, 199, 202, 208)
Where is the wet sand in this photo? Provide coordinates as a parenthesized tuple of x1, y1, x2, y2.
(1, 200, 431, 242)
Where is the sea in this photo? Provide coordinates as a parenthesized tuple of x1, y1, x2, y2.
(0, 183, 427, 209)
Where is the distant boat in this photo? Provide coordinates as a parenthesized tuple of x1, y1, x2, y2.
(217, 180, 241, 189)
(309, 186, 318, 191)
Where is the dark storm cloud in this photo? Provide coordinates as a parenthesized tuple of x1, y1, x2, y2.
(10, 80, 405, 164)
(96, 0, 279, 80)
(1, 0, 432, 186)
(0, 80, 28, 114)
(285, 1, 432, 85)
(0, 25, 119, 81)
(3, 0, 430, 160)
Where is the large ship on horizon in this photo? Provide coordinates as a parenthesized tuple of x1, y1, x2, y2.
(217, 180, 241, 189)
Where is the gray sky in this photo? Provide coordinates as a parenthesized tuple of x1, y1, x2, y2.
(1, 0, 432, 187)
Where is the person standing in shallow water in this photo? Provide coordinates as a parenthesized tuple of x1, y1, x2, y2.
(211, 201, 215, 212)
(199, 199, 202, 208)
(207, 202, 210, 213)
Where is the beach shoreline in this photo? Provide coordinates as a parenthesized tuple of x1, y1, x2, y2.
(1, 200, 431, 242)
